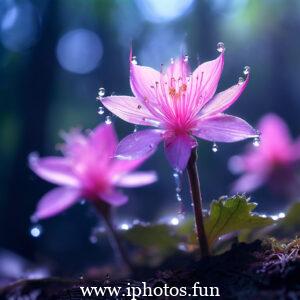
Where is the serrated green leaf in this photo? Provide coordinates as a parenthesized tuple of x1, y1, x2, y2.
(204, 195, 275, 247)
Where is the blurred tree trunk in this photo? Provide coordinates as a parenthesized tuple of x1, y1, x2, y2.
(3, 0, 59, 257)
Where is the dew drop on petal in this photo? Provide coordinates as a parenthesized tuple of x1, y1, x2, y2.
(238, 77, 245, 85)
(253, 136, 260, 147)
(105, 116, 112, 125)
(217, 42, 225, 53)
(131, 56, 137, 65)
(212, 142, 218, 152)
(98, 87, 105, 98)
(243, 66, 251, 75)
(30, 224, 42, 238)
(97, 106, 105, 115)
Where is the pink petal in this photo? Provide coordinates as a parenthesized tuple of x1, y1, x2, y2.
(166, 57, 190, 81)
(164, 134, 197, 171)
(111, 158, 149, 175)
(115, 171, 157, 187)
(98, 189, 128, 206)
(192, 52, 224, 106)
(130, 55, 160, 104)
(101, 96, 159, 126)
(29, 156, 80, 187)
(200, 74, 249, 116)
(116, 129, 164, 160)
(194, 114, 257, 143)
(33, 187, 80, 220)
(231, 173, 265, 193)
(89, 123, 118, 158)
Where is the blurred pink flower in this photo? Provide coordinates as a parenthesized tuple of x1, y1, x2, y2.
(229, 114, 300, 193)
(29, 123, 157, 220)
(100, 48, 257, 171)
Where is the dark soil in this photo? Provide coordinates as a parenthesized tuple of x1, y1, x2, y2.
(1, 240, 300, 300)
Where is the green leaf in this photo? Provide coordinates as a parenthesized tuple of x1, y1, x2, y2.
(121, 223, 181, 254)
(204, 195, 275, 247)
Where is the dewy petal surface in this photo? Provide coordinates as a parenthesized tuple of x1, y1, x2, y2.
(98, 189, 128, 206)
(33, 187, 81, 220)
(101, 96, 158, 126)
(194, 114, 257, 142)
(130, 60, 161, 104)
(116, 129, 164, 160)
(164, 134, 197, 171)
(115, 171, 157, 188)
(200, 74, 249, 116)
(192, 52, 224, 107)
(29, 156, 80, 187)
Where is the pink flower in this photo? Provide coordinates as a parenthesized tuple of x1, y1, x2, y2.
(229, 114, 300, 193)
(100, 47, 257, 171)
(29, 123, 157, 220)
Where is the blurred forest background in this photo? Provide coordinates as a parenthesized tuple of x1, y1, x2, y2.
(1, 0, 300, 274)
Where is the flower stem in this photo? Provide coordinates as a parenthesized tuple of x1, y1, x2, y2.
(94, 201, 133, 272)
(187, 147, 210, 258)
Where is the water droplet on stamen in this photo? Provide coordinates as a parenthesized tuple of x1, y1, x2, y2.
(97, 106, 105, 115)
(184, 55, 189, 62)
(238, 77, 244, 85)
(212, 142, 218, 152)
(217, 42, 225, 53)
(98, 87, 105, 98)
(253, 136, 260, 147)
(243, 66, 251, 75)
(105, 116, 112, 125)
(131, 56, 137, 65)
(30, 224, 43, 238)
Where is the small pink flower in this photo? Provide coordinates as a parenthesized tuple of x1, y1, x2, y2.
(100, 47, 257, 171)
(29, 123, 157, 220)
(229, 114, 300, 193)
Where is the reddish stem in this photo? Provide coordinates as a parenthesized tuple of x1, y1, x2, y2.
(187, 147, 210, 257)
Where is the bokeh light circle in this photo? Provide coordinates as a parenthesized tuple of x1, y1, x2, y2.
(56, 29, 103, 74)
(135, 0, 194, 23)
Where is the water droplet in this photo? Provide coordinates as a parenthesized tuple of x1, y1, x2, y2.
(104, 274, 110, 284)
(30, 224, 42, 238)
(278, 212, 285, 218)
(176, 193, 182, 202)
(98, 106, 105, 115)
(105, 116, 112, 125)
(243, 66, 251, 75)
(133, 125, 138, 133)
(80, 199, 86, 205)
(89, 235, 98, 244)
(212, 142, 218, 152)
(98, 87, 105, 98)
(253, 136, 260, 147)
(173, 172, 182, 193)
(238, 77, 244, 85)
(170, 57, 174, 64)
(137, 104, 142, 109)
(184, 55, 189, 62)
(170, 217, 179, 226)
(120, 223, 129, 230)
(217, 42, 225, 53)
(131, 56, 137, 65)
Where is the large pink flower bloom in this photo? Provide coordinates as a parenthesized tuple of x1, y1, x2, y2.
(100, 48, 257, 171)
(29, 123, 157, 220)
(229, 114, 300, 193)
